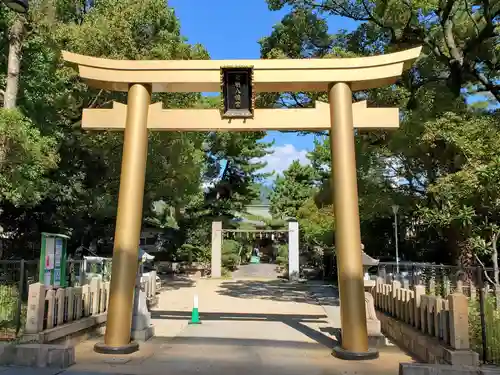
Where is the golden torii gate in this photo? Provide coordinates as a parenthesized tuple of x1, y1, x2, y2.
(63, 46, 421, 359)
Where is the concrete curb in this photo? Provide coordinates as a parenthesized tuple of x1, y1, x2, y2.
(0, 343, 74, 368)
(399, 363, 500, 375)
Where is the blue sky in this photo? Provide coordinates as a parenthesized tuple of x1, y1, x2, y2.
(168, 0, 359, 177)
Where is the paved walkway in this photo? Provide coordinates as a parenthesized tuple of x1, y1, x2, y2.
(63, 278, 414, 375)
(231, 263, 281, 279)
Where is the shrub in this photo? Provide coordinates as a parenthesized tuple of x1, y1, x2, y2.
(275, 244, 289, 268)
(222, 239, 242, 271)
(177, 244, 210, 264)
(0, 284, 19, 323)
(468, 295, 500, 364)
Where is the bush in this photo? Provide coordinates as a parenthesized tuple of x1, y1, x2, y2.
(275, 244, 289, 268)
(468, 295, 500, 364)
(176, 244, 210, 264)
(221, 267, 232, 278)
(222, 240, 242, 271)
(276, 244, 288, 270)
(0, 284, 19, 323)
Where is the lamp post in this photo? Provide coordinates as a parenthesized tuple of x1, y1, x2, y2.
(392, 205, 399, 275)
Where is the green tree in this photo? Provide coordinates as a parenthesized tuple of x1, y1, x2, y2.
(262, 0, 500, 270)
(0, 109, 58, 206)
(0, 0, 210, 257)
(266, 0, 500, 102)
(296, 197, 335, 250)
(270, 160, 318, 218)
(179, 95, 272, 250)
(417, 111, 500, 272)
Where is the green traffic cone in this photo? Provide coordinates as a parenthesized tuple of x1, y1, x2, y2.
(189, 294, 201, 324)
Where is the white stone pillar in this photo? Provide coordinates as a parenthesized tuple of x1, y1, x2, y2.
(211, 221, 222, 278)
(288, 221, 299, 280)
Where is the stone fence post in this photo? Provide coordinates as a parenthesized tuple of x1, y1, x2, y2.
(25, 283, 46, 334)
(448, 293, 470, 350)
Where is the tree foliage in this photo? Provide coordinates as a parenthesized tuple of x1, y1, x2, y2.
(263, 0, 500, 272)
(0, 109, 58, 206)
(0, 0, 271, 260)
(269, 160, 318, 218)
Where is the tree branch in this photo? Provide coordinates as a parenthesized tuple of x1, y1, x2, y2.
(463, 0, 481, 38)
(474, 252, 496, 285)
(470, 63, 500, 102)
(463, 0, 500, 54)
(290, 93, 305, 108)
(88, 89, 104, 108)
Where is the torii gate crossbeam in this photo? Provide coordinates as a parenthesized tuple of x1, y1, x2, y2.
(63, 46, 421, 360)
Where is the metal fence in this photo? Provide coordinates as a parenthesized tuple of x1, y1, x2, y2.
(375, 262, 500, 366)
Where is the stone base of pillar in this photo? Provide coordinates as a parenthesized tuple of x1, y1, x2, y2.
(94, 341, 139, 355)
(131, 325, 155, 342)
(332, 346, 379, 360)
(288, 270, 299, 281)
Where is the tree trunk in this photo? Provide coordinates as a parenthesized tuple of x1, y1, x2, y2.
(0, 17, 24, 258)
(492, 231, 499, 286)
(3, 17, 24, 109)
(0, 16, 24, 169)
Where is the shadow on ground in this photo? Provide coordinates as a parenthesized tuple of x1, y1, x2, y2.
(159, 276, 195, 291)
(217, 279, 340, 306)
(151, 310, 340, 349)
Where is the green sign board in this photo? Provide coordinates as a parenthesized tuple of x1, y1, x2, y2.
(39, 232, 70, 288)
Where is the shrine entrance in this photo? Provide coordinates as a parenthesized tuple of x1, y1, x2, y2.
(210, 220, 299, 280)
(63, 47, 421, 360)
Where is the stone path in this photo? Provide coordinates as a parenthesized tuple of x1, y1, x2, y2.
(231, 263, 280, 279)
(62, 278, 414, 375)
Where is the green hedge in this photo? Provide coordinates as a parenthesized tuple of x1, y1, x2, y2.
(222, 240, 242, 271)
(468, 295, 500, 364)
(0, 284, 24, 338)
(275, 244, 288, 268)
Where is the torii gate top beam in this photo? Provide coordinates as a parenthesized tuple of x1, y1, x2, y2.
(62, 47, 421, 93)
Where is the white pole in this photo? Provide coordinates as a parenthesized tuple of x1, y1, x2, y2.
(193, 294, 199, 309)
(394, 212, 399, 275)
(392, 205, 400, 276)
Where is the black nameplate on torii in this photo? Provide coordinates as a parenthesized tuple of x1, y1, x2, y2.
(220, 67, 254, 119)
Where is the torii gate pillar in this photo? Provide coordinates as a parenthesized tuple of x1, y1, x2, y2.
(94, 83, 152, 354)
(288, 220, 299, 280)
(211, 221, 222, 278)
(328, 82, 376, 359)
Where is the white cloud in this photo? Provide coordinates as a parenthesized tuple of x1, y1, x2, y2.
(253, 144, 310, 178)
